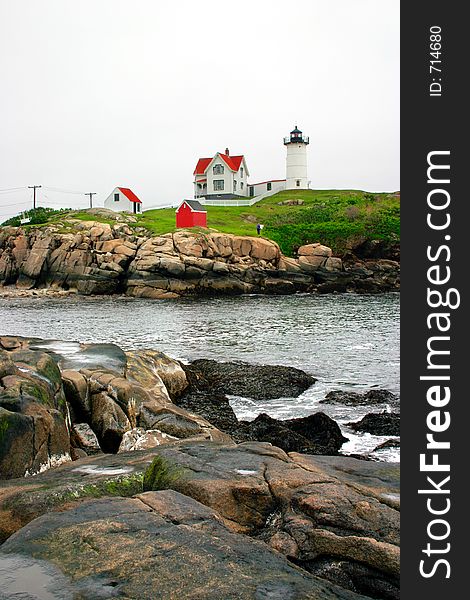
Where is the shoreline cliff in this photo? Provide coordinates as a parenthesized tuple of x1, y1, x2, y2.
(0, 221, 399, 298)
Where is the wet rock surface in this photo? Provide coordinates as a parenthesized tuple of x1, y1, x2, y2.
(182, 359, 316, 400)
(0, 491, 367, 600)
(348, 413, 400, 436)
(0, 441, 399, 599)
(235, 412, 348, 455)
(176, 360, 346, 455)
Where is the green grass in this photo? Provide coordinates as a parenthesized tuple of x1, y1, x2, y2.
(1, 189, 400, 257)
(136, 189, 400, 255)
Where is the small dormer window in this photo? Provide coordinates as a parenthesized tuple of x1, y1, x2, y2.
(213, 164, 224, 175)
(114, 193, 119, 202)
(241, 167, 244, 177)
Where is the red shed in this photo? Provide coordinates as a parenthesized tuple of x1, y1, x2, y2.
(176, 199, 207, 228)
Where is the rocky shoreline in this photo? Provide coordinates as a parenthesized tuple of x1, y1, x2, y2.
(0, 336, 400, 599)
(0, 221, 400, 298)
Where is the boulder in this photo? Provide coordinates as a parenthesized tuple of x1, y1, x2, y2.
(250, 237, 280, 261)
(299, 255, 328, 271)
(184, 359, 316, 400)
(175, 389, 240, 434)
(298, 243, 333, 258)
(348, 413, 400, 436)
(0, 347, 71, 479)
(125, 349, 188, 399)
(236, 412, 348, 455)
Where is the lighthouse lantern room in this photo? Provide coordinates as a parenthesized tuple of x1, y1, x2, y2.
(284, 125, 309, 190)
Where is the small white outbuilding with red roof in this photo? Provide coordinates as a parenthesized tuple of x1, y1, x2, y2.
(194, 148, 249, 199)
(103, 187, 143, 214)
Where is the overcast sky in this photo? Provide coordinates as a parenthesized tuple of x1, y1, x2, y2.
(0, 0, 399, 221)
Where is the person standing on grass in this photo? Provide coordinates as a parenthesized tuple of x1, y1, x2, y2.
(257, 223, 261, 235)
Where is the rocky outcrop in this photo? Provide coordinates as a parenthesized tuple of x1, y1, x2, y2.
(0, 337, 228, 479)
(0, 441, 399, 599)
(348, 413, 400, 437)
(0, 224, 400, 297)
(175, 359, 348, 455)
(182, 358, 316, 400)
(0, 338, 71, 479)
(235, 412, 348, 454)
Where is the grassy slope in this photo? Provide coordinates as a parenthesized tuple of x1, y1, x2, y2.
(1, 189, 400, 257)
(137, 189, 400, 256)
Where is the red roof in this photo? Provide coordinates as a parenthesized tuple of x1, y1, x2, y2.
(194, 158, 213, 175)
(193, 153, 244, 175)
(118, 187, 142, 203)
(219, 153, 244, 171)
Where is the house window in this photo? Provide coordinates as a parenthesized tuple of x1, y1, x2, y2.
(234, 180, 237, 191)
(114, 193, 119, 202)
(241, 167, 244, 178)
(240, 182, 244, 190)
(267, 182, 272, 191)
(296, 180, 301, 187)
(213, 180, 224, 191)
(136, 204, 141, 213)
(213, 164, 224, 175)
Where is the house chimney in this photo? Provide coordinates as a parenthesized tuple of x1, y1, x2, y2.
(225, 147, 230, 156)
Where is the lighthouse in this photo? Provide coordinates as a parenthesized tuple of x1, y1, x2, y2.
(284, 125, 309, 190)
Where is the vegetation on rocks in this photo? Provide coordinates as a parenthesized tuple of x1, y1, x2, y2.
(60, 473, 144, 502)
(142, 455, 185, 492)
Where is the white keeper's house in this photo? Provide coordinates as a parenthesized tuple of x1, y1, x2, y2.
(194, 125, 310, 205)
(103, 187, 143, 213)
(194, 149, 249, 200)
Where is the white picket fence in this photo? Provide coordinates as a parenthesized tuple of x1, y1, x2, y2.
(199, 188, 281, 207)
(146, 187, 282, 211)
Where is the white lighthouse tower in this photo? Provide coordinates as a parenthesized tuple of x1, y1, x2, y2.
(284, 125, 309, 190)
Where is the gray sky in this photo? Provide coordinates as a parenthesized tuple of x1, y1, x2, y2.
(0, 0, 399, 221)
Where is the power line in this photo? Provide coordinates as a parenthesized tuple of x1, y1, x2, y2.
(0, 200, 32, 208)
(0, 187, 28, 194)
(43, 186, 88, 195)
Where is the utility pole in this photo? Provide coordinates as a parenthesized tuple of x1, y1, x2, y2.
(85, 192, 97, 208)
(28, 185, 42, 210)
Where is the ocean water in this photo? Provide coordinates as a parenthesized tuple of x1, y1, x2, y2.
(0, 292, 400, 461)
